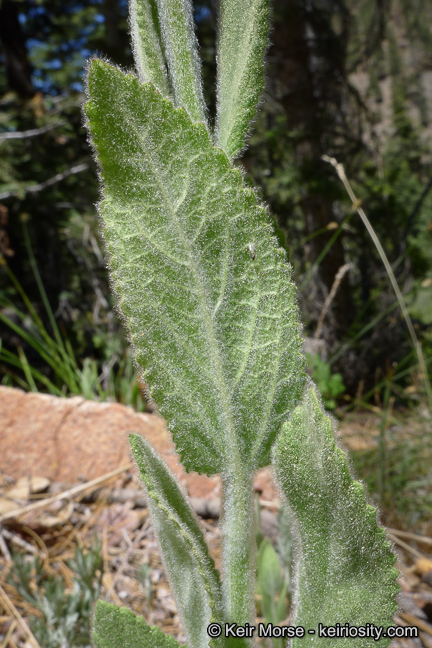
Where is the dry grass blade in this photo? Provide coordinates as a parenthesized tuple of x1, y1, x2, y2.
(387, 532, 424, 559)
(260, 499, 280, 510)
(0, 619, 17, 648)
(399, 611, 432, 637)
(322, 154, 432, 411)
(0, 463, 133, 523)
(0, 530, 11, 562)
(388, 528, 432, 547)
(19, 527, 50, 568)
(0, 583, 41, 648)
(315, 263, 351, 340)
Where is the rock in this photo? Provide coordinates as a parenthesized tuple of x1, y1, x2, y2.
(0, 386, 219, 498)
(0, 386, 279, 502)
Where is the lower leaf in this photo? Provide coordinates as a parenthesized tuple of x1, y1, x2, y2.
(129, 433, 225, 648)
(272, 387, 399, 647)
(257, 538, 287, 625)
(92, 600, 183, 648)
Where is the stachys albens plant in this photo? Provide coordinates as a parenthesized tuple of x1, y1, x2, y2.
(84, 1, 399, 646)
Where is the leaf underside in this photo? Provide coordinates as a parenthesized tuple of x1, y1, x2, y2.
(85, 60, 305, 476)
(92, 600, 184, 648)
(273, 388, 399, 648)
(129, 433, 224, 648)
(129, 0, 170, 95)
(216, 0, 269, 159)
(154, 0, 206, 123)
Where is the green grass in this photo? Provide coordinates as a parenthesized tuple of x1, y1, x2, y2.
(0, 229, 147, 410)
(350, 423, 432, 529)
(6, 540, 103, 648)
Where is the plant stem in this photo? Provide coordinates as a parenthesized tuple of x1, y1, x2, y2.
(221, 465, 256, 643)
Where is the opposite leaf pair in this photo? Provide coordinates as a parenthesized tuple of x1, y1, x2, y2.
(86, 62, 305, 643)
(84, 0, 399, 645)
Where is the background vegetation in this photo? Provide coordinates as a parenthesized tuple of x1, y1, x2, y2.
(1, 0, 431, 526)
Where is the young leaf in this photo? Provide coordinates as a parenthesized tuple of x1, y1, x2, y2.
(129, 433, 224, 648)
(216, 0, 269, 159)
(155, 0, 206, 123)
(129, 0, 170, 96)
(92, 600, 182, 648)
(85, 61, 305, 477)
(273, 388, 399, 647)
(257, 537, 287, 625)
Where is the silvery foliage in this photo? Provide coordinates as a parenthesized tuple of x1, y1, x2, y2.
(84, 1, 399, 646)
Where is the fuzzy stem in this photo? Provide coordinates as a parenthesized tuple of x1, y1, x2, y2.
(221, 465, 256, 645)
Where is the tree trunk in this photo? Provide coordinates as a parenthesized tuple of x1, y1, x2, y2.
(0, 0, 34, 98)
(272, 0, 354, 335)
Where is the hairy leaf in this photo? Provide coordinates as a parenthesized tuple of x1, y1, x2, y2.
(273, 388, 399, 647)
(216, 0, 269, 158)
(129, 0, 170, 96)
(92, 600, 183, 648)
(129, 433, 224, 648)
(85, 61, 305, 476)
(155, 0, 206, 123)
